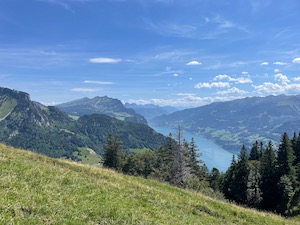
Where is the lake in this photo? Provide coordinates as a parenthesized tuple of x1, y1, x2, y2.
(151, 126, 235, 172)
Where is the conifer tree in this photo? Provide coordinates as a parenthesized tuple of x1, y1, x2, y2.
(222, 155, 237, 200)
(234, 145, 249, 204)
(277, 175, 294, 214)
(249, 141, 260, 161)
(260, 141, 278, 210)
(103, 133, 124, 170)
(209, 167, 222, 191)
(188, 137, 202, 176)
(154, 134, 176, 183)
(246, 161, 262, 207)
(277, 133, 296, 186)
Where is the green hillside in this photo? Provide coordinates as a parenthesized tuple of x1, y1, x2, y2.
(1, 144, 299, 225)
(0, 87, 166, 159)
(152, 94, 300, 152)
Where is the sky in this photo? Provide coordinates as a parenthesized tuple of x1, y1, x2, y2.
(1, 0, 300, 107)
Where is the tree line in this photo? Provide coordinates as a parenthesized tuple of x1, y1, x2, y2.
(102, 129, 300, 216)
(102, 126, 223, 199)
(222, 132, 300, 216)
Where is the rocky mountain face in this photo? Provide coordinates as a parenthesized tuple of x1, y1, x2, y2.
(57, 96, 147, 124)
(152, 94, 300, 152)
(0, 87, 166, 159)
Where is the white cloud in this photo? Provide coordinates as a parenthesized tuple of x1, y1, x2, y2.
(273, 61, 287, 66)
(213, 74, 230, 80)
(127, 95, 244, 107)
(71, 88, 98, 92)
(89, 57, 122, 64)
(235, 77, 253, 84)
(274, 69, 280, 73)
(241, 71, 248, 75)
(217, 87, 248, 95)
(292, 57, 300, 64)
(194, 82, 230, 89)
(207, 61, 247, 70)
(213, 74, 252, 84)
(41, 101, 59, 106)
(253, 82, 300, 94)
(293, 77, 300, 82)
(253, 82, 285, 93)
(186, 60, 202, 66)
(176, 93, 196, 97)
(84, 80, 114, 85)
(261, 62, 269, 65)
(275, 73, 290, 83)
(173, 73, 179, 77)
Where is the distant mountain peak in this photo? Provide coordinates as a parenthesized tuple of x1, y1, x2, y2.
(57, 96, 147, 124)
(0, 86, 166, 160)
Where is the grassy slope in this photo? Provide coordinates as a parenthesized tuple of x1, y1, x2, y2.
(0, 144, 299, 225)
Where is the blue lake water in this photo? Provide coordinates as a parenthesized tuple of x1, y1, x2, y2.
(151, 126, 235, 172)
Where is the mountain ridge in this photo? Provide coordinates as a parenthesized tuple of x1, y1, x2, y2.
(0, 87, 166, 159)
(152, 94, 300, 152)
(57, 96, 147, 124)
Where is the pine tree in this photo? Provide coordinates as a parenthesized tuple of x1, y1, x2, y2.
(277, 133, 296, 186)
(174, 126, 192, 187)
(154, 134, 176, 183)
(246, 161, 262, 207)
(222, 155, 237, 200)
(260, 141, 278, 210)
(188, 137, 202, 176)
(293, 133, 300, 185)
(249, 141, 259, 161)
(209, 167, 222, 191)
(277, 175, 294, 214)
(234, 145, 249, 204)
(103, 133, 124, 170)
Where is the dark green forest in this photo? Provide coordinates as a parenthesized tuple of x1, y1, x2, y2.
(103, 130, 300, 216)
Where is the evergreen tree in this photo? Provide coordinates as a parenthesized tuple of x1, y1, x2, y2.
(277, 133, 296, 186)
(103, 133, 124, 170)
(174, 126, 192, 187)
(188, 137, 202, 176)
(293, 133, 300, 185)
(246, 161, 262, 207)
(260, 141, 278, 210)
(222, 155, 237, 200)
(249, 141, 259, 161)
(277, 175, 294, 214)
(234, 145, 249, 204)
(209, 167, 222, 191)
(294, 133, 300, 165)
(154, 134, 176, 183)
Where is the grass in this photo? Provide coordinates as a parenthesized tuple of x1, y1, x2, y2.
(73, 147, 102, 165)
(0, 143, 299, 224)
(0, 98, 17, 120)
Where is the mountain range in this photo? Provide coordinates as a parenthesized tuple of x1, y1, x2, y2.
(124, 103, 177, 120)
(57, 96, 147, 124)
(152, 94, 300, 152)
(0, 87, 166, 159)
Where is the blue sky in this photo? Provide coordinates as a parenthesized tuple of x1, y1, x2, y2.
(1, 0, 300, 107)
